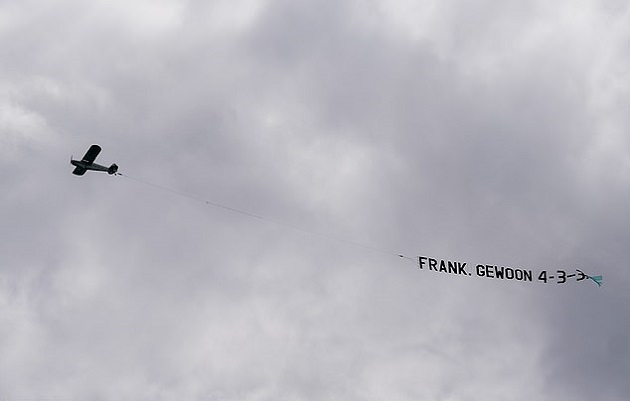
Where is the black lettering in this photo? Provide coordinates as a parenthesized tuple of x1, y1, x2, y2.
(495, 266, 504, 279)
(448, 261, 458, 274)
(515, 269, 523, 281)
(538, 270, 548, 283)
(505, 267, 514, 280)
(458, 262, 467, 275)
(523, 270, 532, 281)
(486, 265, 495, 278)
(476, 264, 485, 277)
(439, 260, 447, 272)
(418, 256, 427, 269)
(429, 258, 438, 271)
(557, 270, 566, 284)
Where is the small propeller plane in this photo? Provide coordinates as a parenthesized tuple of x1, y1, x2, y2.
(71, 144, 118, 176)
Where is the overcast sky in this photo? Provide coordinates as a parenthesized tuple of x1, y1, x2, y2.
(1, 1, 629, 400)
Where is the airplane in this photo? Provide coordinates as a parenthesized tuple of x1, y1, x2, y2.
(70, 144, 118, 176)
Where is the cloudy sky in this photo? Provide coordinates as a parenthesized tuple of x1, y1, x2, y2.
(1, 1, 629, 400)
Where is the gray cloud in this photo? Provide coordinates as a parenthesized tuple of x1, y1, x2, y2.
(1, 1, 628, 400)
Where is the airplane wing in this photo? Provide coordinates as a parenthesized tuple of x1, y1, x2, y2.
(81, 145, 101, 164)
(72, 166, 87, 175)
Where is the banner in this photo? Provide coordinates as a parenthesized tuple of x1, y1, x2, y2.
(417, 256, 602, 286)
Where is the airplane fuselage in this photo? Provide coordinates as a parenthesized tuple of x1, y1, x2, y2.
(71, 159, 110, 172)
(71, 144, 118, 175)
